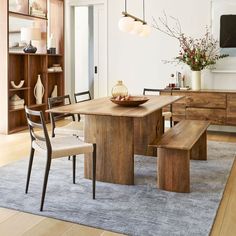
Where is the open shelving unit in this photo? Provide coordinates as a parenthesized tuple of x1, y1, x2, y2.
(7, 0, 64, 134)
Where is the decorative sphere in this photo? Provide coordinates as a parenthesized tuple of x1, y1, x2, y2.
(130, 21, 143, 35)
(139, 24, 151, 37)
(118, 16, 135, 33)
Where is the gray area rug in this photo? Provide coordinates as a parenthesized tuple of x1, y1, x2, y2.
(0, 141, 235, 236)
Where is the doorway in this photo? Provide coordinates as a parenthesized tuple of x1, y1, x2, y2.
(67, 0, 108, 99)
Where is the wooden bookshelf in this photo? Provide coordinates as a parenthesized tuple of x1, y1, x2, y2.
(5, 0, 65, 134)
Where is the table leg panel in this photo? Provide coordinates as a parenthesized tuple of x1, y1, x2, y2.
(84, 115, 134, 185)
(134, 109, 163, 156)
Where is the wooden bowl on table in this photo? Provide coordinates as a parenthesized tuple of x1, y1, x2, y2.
(110, 96, 149, 107)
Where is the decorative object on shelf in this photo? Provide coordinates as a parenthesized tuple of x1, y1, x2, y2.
(111, 80, 128, 97)
(34, 74, 44, 104)
(51, 85, 58, 98)
(9, 94, 25, 110)
(48, 34, 56, 54)
(10, 80, 25, 89)
(30, 1, 46, 18)
(153, 13, 229, 90)
(110, 96, 149, 107)
(21, 27, 41, 53)
(9, 42, 19, 48)
(48, 64, 63, 72)
(15, 0, 24, 12)
(118, 0, 151, 37)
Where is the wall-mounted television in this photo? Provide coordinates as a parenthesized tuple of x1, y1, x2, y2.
(220, 15, 236, 48)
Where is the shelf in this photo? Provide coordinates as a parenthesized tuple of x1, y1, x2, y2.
(9, 52, 63, 57)
(9, 87, 30, 92)
(9, 107, 25, 112)
(29, 103, 46, 108)
(211, 70, 236, 74)
(47, 71, 63, 74)
(9, 125, 28, 134)
(9, 31, 20, 34)
(47, 54, 63, 57)
(9, 11, 47, 21)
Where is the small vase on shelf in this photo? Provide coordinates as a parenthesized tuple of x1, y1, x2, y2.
(191, 70, 201, 91)
(34, 75, 44, 104)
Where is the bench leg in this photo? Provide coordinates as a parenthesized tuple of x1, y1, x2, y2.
(191, 131, 207, 161)
(158, 148, 190, 193)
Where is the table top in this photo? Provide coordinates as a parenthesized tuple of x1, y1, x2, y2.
(47, 95, 183, 118)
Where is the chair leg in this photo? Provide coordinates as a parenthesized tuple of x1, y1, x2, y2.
(40, 157, 51, 211)
(25, 148, 35, 194)
(170, 117, 173, 128)
(68, 156, 71, 161)
(92, 144, 96, 199)
(73, 155, 76, 184)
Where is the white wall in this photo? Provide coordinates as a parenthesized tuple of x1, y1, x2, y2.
(66, 0, 236, 94)
(107, 0, 212, 95)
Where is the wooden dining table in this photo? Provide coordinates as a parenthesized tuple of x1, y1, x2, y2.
(47, 95, 183, 185)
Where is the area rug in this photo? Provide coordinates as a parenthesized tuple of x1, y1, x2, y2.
(0, 141, 235, 236)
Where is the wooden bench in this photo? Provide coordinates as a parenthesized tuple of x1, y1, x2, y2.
(149, 120, 210, 193)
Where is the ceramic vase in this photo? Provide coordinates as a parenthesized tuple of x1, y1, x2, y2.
(34, 75, 44, 104)
(191, 70, 201, 91)
(51, 85, 58, 98)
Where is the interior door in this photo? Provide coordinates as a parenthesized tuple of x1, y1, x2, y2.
(93, 4, 107, 98)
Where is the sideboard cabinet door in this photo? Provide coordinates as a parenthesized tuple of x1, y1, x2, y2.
(227, 94, 236, 125)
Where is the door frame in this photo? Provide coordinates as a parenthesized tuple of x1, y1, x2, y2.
(65, 0, 108, 98)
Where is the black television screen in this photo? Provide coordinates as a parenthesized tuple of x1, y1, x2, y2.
(220, 15, 236, 48)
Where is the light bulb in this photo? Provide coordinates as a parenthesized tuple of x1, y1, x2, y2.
(139, 24, 151, 37)
(118, 16, 135, 33)
(130, 21, 143, 35)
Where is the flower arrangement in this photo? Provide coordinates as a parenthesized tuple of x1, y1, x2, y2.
(152, 14, 228, 71)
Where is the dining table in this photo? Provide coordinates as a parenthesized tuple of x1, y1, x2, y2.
(47, 95, 183, 185)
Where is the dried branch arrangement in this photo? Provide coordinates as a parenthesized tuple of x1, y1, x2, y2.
(152, 13, 228, 71)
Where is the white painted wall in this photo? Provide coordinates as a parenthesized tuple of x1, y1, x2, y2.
(65, 0, 236, 95)
(107, 0, 212, 95)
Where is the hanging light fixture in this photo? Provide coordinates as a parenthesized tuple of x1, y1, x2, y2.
(139, 0, 151, 37)
(118, 0, 135, 33)
(118, 0, 151, 37)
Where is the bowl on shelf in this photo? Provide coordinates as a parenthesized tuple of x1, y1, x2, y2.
(10, 80, 25, 89)
(110, 96, 149, 107)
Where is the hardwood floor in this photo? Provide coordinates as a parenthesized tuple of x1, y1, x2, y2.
(0, 125, 235, 235)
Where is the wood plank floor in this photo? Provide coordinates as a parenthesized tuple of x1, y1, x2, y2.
(0, 125, 235, 235)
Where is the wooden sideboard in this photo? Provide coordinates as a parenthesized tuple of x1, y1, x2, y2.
(159, 89, 236, 126)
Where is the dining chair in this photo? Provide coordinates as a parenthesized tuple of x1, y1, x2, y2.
(25, 106, 96, 211)
(74, 91, 92, 121)
(143, 88, 173, 128)
(48, 95, 84, 138)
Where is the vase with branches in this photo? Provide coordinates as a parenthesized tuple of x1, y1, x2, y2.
(152, 13, 228, 90)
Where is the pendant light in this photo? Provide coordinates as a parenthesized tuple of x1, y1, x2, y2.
(118, 0, 135, 33)
(118, 0, 151, 37)
(139, 0, 151, 37)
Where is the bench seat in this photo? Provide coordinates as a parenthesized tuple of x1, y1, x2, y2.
(150, 120, 210, 193)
